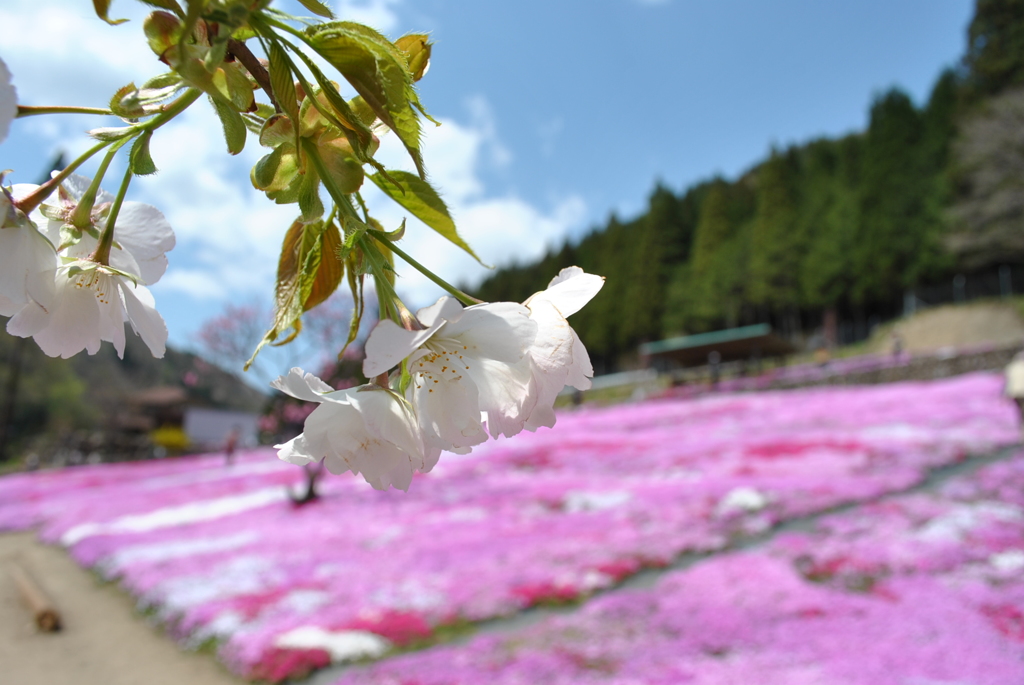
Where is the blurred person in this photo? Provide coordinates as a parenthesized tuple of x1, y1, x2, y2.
(709, 351, 721, 389)
(224, 426, 240, 466)
(288, 462, 325, 505)
(1005, 350, 1024, 441)
(891, 331, 905, 360)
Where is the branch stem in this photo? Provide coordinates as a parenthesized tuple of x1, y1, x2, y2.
(227, 38, 280, 112)
(14, 141, 110, 215)
(17, 105, 114, 117)
(369, 231, 482, 306)
(70, 143, 122, 231)
(90, 162, 133, 267)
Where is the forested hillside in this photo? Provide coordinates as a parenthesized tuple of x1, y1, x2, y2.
(0, 330, 266, 463)
(475, 0, 1024, 373)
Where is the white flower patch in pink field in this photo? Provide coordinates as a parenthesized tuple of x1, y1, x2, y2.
(333, 453, 1024, 685)
(0, 373, 1018, 681)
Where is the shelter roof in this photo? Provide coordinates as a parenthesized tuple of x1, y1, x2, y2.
(639, 324, 797, 366)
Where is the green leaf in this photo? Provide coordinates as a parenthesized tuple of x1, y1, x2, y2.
(242, 112, 267, 135)
(286, 46, 375, 154)
(304, 221, 343, 310)
(294, 0, 334, 19)
(209, 96, 247, 154)
(129, 131, 158, 176)
(110, 83, 143, 118)
(258, 113, 295, 148)
(252, 147, 284, 189)
(336, 198, 371, 258)
(340, 260, 365, 359)
(204, 38, 229, 73)
(211, 62, 256, 113)
(369, 170, 485, 264)
(111, 80, 182, 119)
(92, 0, 128, 25)
(267, 41, 300, 124)
(251, 146, 302, 203)
(319, 138, 365, 194)
(297, 166, 324, 222)
(142, 72, 183, 90)
(306, 22, 425, 177)
(88, 126, 135, 142)
(57, 224, 83, 252)
(247, 220, 332, 368)
(254, 102, 277, 119)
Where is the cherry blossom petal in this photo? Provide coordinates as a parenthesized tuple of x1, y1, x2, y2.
(440, 302, 537, 364)
(8, 263, 168, 360)
(95, 273, 127, 358)
(278, 384, 437, 491)
(119, 281, 168, 358)
(350, 387, 434, 469)
(363, 319, 442, 378)
(275, 434, 317, 466)
(8, 271, 102, 358)
(409, 363, 487, 452)
(526, 266, 605, 318)
(565, 331, 595, 390)
(108, 202, 175, 284)
(415, 296, 464, 327)
(271, 368, 336, 403)
(0, 198, 57, 316)
(519, 267, 602, 431)
(469, 356, 537, 439)
(60, 173, 115, 205)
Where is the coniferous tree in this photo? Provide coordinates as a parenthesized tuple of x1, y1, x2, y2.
(799, 137, 861, 309)
(748, 150, 803, 310)
(963, 0, 1024, 102)
(854, 89, 929, 302)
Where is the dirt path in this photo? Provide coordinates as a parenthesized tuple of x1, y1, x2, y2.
(0, 532, 243, 685)
(871, 301, 1024, 353)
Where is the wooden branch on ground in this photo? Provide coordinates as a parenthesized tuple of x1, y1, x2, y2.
(9, 561, 62, 632)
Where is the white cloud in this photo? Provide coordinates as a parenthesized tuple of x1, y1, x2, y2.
(0, 2, 155, 105)
(361, 97, 587, 306)
(0, 2, 587, 338)
(334, 0, 401, 33)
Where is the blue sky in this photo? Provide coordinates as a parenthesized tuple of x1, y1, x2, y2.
(0, 0, 973, 376)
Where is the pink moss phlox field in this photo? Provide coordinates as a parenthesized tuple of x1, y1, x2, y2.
(334, 452, 1024, 685)
(0, 373, 1016, 680)
(661, 346, 999, 396)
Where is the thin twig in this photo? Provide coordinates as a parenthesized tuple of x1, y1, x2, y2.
(227, 38, 280, 112)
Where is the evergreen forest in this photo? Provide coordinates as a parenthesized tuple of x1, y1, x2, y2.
(474, 0, 1024, 373)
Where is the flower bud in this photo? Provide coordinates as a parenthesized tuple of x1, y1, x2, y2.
(259, 113, 295, 148)
(394, 34, 432, 82)
(317, 135, 364, 194)
(144, 11, 182, 60)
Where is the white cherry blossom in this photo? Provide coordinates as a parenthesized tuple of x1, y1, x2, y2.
(0, 55, 15, 144)
(272, 368, 439, 491)
(6, 260, 167, 359)
(0, 184, 57, 317)
(34, 174, 175, 285)
(521, 267, 604, 431)
(364, 296, 539, 447)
